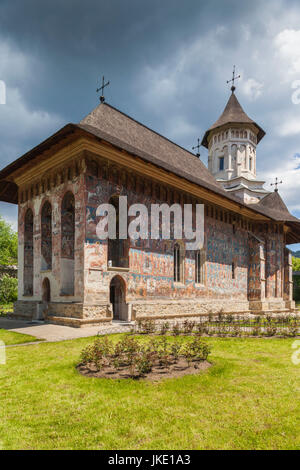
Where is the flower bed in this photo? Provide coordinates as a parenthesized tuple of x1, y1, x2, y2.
(135, 315, 300, 338)
(77, 335, 211, 381)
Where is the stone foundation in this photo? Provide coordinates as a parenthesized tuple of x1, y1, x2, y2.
(12, 297, 297, 328)
(131, 297, 296, 321)
(131, 299, 251, 320)
(13, 300, 40, 320)
(45, 302, 113, 327)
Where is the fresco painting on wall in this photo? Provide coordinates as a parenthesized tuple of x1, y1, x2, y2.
(41, 201, 52, 271)
(24, 208, 34, 296)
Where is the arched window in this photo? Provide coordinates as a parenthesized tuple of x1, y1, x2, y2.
(24, 209, 34, 296)
(219, 156, 224, 171)
(195, 250, 205, 284)
(174, 243, 184, 283)
(61, 192, 75, 295)
(232, 262, 236, 279)
(108, 195, 129, 268)
(41, 201, 52, 271)
(231, 144, 237, 163)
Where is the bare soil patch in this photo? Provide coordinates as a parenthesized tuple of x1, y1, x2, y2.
(77, 358, 212, 381)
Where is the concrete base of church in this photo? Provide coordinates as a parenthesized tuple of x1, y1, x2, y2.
(13, 300, 113, 327)
(13, 300, 41, 320)
(12, 297, 297, 327)
(248, 299, 295, 314)
(132, 298, 295, 321)
(45, 302, 113, 327)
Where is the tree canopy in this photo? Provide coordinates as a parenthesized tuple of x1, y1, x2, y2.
(292, 256, 300, 272)
(0, 216, 18, 266)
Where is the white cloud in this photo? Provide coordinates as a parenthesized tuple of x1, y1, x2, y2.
(263, 154, 300, 212)
(278, 117, 300, 137)
(274, 29, 300, 76)
(0, 41, 32, 84)
(0, 87, 62, 141)
(164, 115, 198, 142)
(242, 78, 264, 101)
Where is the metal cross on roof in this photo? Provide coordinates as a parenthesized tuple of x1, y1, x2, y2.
(227, 65, 241, 93)
(270, 177, 283, 192)
(192, 138, 201, 157)
(97, 76, 110, 103)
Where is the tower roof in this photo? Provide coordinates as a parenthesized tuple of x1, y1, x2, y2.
(201, 92, 265, 148)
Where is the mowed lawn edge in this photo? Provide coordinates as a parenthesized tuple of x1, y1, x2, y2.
(0, 334, 299, 450)
(0, 329, 41, 345)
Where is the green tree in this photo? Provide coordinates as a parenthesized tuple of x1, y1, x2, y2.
(0, 216, 18, 265)
(292, 256, 300, 272)
(0, 274, 18, 302)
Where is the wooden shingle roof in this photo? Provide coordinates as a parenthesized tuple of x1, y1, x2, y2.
(0, 101, 299, 242)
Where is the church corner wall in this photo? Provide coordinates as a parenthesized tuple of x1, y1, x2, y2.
(13, 160, 86, 321)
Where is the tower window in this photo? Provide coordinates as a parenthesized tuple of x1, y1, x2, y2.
(249, 157, 253, 171)
(219, 157, 224, 171)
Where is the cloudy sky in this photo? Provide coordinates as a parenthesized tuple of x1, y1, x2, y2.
(0, 0, 300, 247)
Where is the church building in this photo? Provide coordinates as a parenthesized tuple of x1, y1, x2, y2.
(0, 84, 299, 327)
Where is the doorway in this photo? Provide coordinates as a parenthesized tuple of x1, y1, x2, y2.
(110, 276, 128, 321)
(42, 277, 51, 302)
(38, 277, 51, 321)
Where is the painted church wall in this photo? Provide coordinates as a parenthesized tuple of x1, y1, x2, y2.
(17, 173, 85, 304)
(83, 171, 250, 304)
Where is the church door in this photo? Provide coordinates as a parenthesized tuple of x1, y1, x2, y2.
(110, 276, 128, 321)
(42, 277, 51, 303)
(39, 277, 51, 320)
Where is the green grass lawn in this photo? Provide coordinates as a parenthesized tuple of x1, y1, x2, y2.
(0, 334, 299, 450)
(0, 329, 40, 345)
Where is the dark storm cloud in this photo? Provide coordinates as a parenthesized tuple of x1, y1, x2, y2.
(0, 0, 256, 117)
(0, 0, 300, 247)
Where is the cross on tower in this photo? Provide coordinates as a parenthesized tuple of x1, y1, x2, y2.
(192, 138, 201, 157)
(227, 65, 241, 93)
(270, 177, 283, 192)
(96, 76, 110, 103)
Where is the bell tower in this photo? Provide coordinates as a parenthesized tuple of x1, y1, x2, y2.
(201, 73, 270, 204)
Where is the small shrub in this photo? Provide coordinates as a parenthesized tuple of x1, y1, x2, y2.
(172, 322, 181, 336)
(80, 345, 94, 365)
(144, 319, 156, 334)
(183, 320, 195, 335)
(135, 350, 154, 375)
(252, 325, 261, 337)
(159, 322, 170, 335)
(288, 326, 298, 337)
(195, 323, 205, 336)
(265, 326, 277, 337)
(182, 337, 211, 366)
(232, 325, 240, 337)
(170, 343, 181, 361)
(156, 337, 172, 367)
